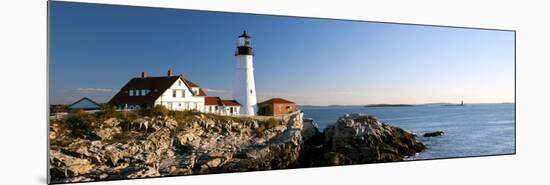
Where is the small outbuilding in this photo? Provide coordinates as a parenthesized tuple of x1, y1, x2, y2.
(68, 97, 102, 111)
(204, 96, 241, 116)
(257, 98, 296, 116)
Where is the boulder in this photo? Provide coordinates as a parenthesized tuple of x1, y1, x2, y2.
(94, 127, 121, 140)
(319, 113, 425, 165)
(423, 131, 444, 137)
(50, 150, 94, 179)
(50, 111, 426, 183)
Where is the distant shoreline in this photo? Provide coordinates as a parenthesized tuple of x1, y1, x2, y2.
(364, 104, 414, 107)
(298, 102, 514, 108)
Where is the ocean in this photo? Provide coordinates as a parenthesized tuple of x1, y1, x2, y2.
(301, 103, 515, 160)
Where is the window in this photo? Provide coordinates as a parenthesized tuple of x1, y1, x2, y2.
(129, 90, 134, 96)
(250, 89, 253, 94)
(182, 90, 185, 97)
(141, 89, 146, 96)
(179, 81, 182, 86)
(173, 90, 177, 97)
(209, 106, 213, 112)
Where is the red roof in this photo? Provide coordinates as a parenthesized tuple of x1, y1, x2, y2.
(109, 75, 207, 105)
(205, 96, 240, 107)
(258, 98, 295, 105)
(221, 100, 241, 106)
(183, 79, 207, 96)
(205, 96, 222, 106)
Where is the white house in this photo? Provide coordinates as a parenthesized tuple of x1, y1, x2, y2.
(109, 69, 241, 116)
(204, 96, 241, 116)
(109, 32, 261, 116)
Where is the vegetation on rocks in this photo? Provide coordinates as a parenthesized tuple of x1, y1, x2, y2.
(49, 108, 425, 183)
(49, 106, 302, 183)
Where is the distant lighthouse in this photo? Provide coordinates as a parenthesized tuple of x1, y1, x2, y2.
(233, 31, 257, 116)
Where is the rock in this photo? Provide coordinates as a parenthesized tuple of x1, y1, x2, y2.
(50, 150, 94, 179)
(204, 157, 223, 168)
(423, 131, 444, 137)
(103, 118, 120, 127)
(126, 166, 160, 179)
(94, 127, 121, 140)
(302, 118, 320, 140)
(318, 113, 425, 165)
(98, 173, 109, 180)
(50, 111, 425, 183)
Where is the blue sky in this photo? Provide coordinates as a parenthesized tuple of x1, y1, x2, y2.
(49, 2, 515, 105)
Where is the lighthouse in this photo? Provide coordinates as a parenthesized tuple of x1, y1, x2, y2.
(233, 31, 258, 116)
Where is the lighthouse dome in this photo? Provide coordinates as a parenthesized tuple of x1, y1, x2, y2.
(236, 30, 253, 55)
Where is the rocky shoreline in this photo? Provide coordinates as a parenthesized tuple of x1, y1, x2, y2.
(49, 111, 425, 183)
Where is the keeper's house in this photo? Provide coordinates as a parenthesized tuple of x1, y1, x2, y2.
(108, 69, 240, 115)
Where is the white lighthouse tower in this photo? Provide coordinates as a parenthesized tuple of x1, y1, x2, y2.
(233, 31, 258, 116)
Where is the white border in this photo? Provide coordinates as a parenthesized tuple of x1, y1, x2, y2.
(1, 0, 549, 185)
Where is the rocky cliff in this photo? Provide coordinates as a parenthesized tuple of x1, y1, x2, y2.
(49, 111, 424, 183)
(316, 113, 426, 165)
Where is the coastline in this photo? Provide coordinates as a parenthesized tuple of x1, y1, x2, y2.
(49, 109, 424, 183)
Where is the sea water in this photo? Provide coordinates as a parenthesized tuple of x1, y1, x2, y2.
(301, 103, 515, 160)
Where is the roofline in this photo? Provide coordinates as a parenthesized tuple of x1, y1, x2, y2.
(68, 97, 102, 108)
(258, 98, 295, 104)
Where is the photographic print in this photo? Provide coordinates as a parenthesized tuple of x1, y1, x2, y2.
(48, 1, 515, 184)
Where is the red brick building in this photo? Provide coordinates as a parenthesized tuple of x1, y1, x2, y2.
(257, 98, 296, 116)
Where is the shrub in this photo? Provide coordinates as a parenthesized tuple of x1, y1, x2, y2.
(255, 118, 281, 137)
(266, 118, 281, 128)
(66, 110, 97, 131)
(255, 123, 266, 137)
(139, 105, 170, 117)
(64, 110, 100, 139)
(96, 104, 120, 119)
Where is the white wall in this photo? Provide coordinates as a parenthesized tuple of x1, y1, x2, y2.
(205, 105, 240, 116)
(233, 54, 257, 115)
(3, 1, 550, 185)
(154, 78, 205, 111)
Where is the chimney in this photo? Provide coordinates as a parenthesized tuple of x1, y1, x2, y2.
(167, 69, 173, 77)
(141, 71, 147, 78)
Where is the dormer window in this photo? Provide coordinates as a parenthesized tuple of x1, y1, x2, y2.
(191, 88, 199, 95)
(129, 90, 134, 96)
